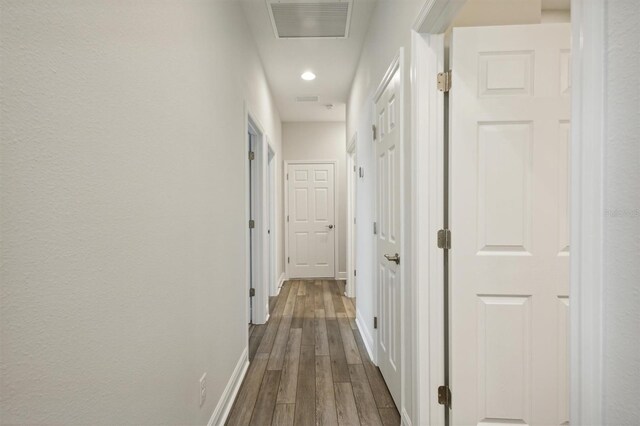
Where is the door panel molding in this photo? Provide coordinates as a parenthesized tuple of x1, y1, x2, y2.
(284, 160, 338, 279)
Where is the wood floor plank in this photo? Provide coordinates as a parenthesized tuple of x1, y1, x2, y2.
(334, 382, 361, 426)
(252, 324, 267, 338)
(315, 315, 330, 356)
(226, 353, 269, 426)
(273, 282, 292, 317)
(316, 355, 339, 426)
(291, 295, 305, 329)
(342, 296, 356, 318)
(249, 333, 261, 362)
(294, 345, 316, 426)
(326, 318, 350, 382)
(298, 280, 307, 296)
(337, 313, 362, 365)
(353, 328, 395, 408)
(378, 408, 401, 426)
(314, 281, 324, 311)
(349, 364, 383, 426)
(272, 404, 295, 426)
(282, 281, 299, 317)
(332, 292, 346, 315)
(276, 329, 302, 404)
(301, 292, 315, 346)
(249, 370, 281, 426)
(267, 316, 292, 370)
(256, 316, 281, 354)
(323, 281, 336, 319)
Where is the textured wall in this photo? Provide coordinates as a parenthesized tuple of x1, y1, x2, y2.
(0, 1, 281, 423)
(282, 122, 347, 276)
(603, 1, 640, 424)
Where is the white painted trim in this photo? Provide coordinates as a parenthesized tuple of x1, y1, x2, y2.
(356, 309, 376, 363)
(284, 160, 339, 279)
(346, 135, 357, 298)
(413, 0, 466, 34)
(411, 2, 607, 426)
(337, 271, 347, 280)
(245, 104, 270, 325)
(266, 140, 278, 297)
(401, 408, 413, 426)
(207, 347, 249, 426)
(570, 0, 605, 423)
(411, 29, 446, 426)
(372, 48, 406, 416)
(277, 272, 286, 291)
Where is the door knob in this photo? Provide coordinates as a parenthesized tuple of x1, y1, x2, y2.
(384, 253, 400, 265)
(327, 224, 334, 229)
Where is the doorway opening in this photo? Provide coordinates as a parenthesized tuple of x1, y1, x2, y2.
(246, 109, 270, 331)
(284, 161, 338, 280)
(412, 2, 577, 425)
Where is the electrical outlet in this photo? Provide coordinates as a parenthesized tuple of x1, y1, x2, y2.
(199, 373, 207, 406)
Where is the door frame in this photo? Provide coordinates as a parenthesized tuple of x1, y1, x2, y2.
(244, 103, 270, 326)
(411, 1, 606, 425)
(267, 142, 278, 297)
(284, 160, 339, 280)
(371, 49, 406, 413)
(346, 135, 357, 298)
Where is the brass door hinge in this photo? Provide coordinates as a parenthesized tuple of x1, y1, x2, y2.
(437, 71, 452, 92)
(249, 288, 256, 297)
(249, 219, 255, 229)
(248, 151, 255, 161)
(437, 229, 451, 249)
(438, 385, 451, 407)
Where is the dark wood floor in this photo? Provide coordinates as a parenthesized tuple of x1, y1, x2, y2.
(227, 280, 400, 426)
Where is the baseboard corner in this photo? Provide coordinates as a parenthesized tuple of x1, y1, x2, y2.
(207, 347, 249, 426)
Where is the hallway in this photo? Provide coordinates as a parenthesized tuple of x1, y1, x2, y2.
(227, 281, 399, 426)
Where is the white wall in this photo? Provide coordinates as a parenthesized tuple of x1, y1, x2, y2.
(0, 1, 282, 424)
(603, 1, 640, 423)
(347, 1, 426, 423)
(282, 122, 347, 277)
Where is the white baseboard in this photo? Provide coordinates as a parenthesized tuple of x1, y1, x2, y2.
(207, 347, 249, 426)
(277, 272, 286, 289)
(355, 309, 375, 363)
(336, 271, 347, 280)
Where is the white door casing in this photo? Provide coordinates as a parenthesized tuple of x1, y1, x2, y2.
(450, 24, 571, 425)
(375, 63, 402, 406)
(286, 162, 336, 278)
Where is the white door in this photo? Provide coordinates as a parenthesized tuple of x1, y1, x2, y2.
(450, 24, 570, 425)
(375, 66, 401, 405)
(287, 162, 335, 278)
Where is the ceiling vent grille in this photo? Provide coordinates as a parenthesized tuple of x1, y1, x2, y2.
(267, 1, 353, 39)
(296, 96, 320, 102)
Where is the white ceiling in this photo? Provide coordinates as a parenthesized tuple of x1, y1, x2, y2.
(241, 0, 377, 122)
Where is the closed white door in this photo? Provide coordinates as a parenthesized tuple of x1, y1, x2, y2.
(450, 24, 570, 425)
(375, 66, 401, 406)
(287, 162, 335, 278)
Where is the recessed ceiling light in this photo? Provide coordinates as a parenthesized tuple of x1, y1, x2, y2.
(301, 71, 316, 81)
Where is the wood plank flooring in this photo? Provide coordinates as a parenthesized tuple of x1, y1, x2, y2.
(227, 280, 399, 426)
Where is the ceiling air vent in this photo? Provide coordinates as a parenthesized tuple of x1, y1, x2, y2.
(267, 1, 353, 39)
(296, 96, 320, 102)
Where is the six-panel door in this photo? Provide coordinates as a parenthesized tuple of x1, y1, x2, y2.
(287, 162, 336, 278)
(450, 24, 571, 426)
(375, 66, 402, 407)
